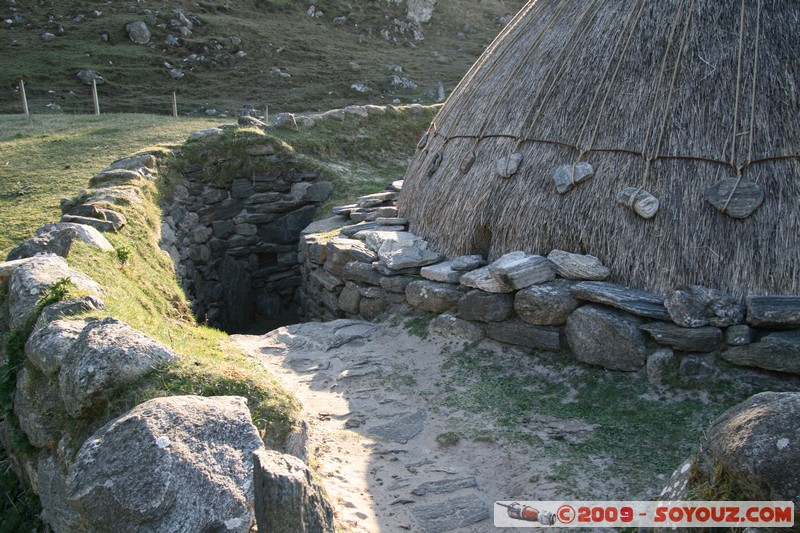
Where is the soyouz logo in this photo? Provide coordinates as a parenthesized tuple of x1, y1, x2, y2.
(493, 501, 795, 528)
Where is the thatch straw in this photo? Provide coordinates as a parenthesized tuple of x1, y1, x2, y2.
(399, 0, 800, 298)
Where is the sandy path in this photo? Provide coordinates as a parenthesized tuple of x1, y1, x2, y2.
(233, 319, 610, 532)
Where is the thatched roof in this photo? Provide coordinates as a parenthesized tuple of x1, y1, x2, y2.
(398, 0, 800, 298)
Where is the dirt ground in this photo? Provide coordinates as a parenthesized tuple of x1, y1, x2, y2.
(232, 318, 775, 532)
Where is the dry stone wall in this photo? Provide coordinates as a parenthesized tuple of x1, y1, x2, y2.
(160, 131, 332, 333)
(299, 183, 800, 383)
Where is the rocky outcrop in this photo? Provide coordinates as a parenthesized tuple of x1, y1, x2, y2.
(66, 395, 263, 533)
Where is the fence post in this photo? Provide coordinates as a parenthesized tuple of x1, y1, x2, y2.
(173, 92, 178, 118)
(265, 104, 269, 123)
(92, 78, 100, 115)
(19, 79, 29, 116)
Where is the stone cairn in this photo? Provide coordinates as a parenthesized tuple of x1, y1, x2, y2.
(299, 182, 800, 380)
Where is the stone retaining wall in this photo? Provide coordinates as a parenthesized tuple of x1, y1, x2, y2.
(160, 131, 331, 333)
(299, 183, 800, 381)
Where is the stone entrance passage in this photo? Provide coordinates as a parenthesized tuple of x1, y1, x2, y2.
(160, 130, 331, 333)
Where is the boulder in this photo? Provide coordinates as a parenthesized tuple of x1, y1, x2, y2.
(720, 331, 800, 375)
(253, 449, 334, 533)
(546, 250, 610, 281)
(7, 227, 79, 261)
(665, 285, 745, 327)
(66, 395, 263, 533)
(565, 305, 647, 371)
(457, 290, 514, 322)
(124, 20, 151, 44)
(429, 314, 485, 343)
(460, 266, 514, 293)
(571, 281, 670, 320)
(699, 392, 800, 503)
(26, 318, 88, 376)
(746, 296, 800, 329)
(486, 320, 561, 351)
(8, 255, 104, 331)
(515, 280, 578, 326)
(487, 252, 555, 290)
(59, 317, 177, 417)
(405, 280, 462, 313)
(639, 322, 724, 352)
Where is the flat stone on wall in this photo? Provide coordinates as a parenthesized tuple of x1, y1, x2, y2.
(566, 305, 647, 371)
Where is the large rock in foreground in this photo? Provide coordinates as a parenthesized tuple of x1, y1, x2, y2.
(700, 392, 800, 504)
(66, 395, 264, 533)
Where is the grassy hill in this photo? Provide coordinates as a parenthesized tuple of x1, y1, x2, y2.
(1, 0, 525, 115)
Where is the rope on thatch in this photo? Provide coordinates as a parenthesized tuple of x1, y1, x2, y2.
(577, 0, 648, 157)
(721, 0, 762, 216)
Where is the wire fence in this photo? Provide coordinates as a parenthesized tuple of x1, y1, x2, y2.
(7, 79, 271, 119)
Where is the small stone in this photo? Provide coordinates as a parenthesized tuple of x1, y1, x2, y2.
(405, 280, 461, 313)
(721, 331, 800, 374)
(488, 252, 555, 290)
(486, 320, 561, 351)
(553, 162, 593, 193)
(546, 250, 609, 281)
(460, 266, 514, 293)
(125, 20, 151, 44)
(640, 322, 724, 352)
(746, 295, 800, 329)
(369, 409, 426, 444)
(515, 280, 578, 326)
(411, 477, 477, 496)
(429, 314, 485, 343)
(497, 152, 523, 178)
(646, 348, 678, 380)
(451, 255, 487, 272)
(725, 325, 753, 346)
(378, 239, 442, 270)
(705, 178, 764, 219)
(617, 186, 660, 218)
(420, 261, 462, 284)
(410, 495, 489, 533)
(571, 281, 670, 320)
(427, 152, 442, 176)
(566, 304, 647, 371)
(666, 285, 745, 328)
(458, 290, 513, 322)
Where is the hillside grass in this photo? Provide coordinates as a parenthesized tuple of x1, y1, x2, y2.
(0, 0, 525, 115)
(0, 114, 223, 257)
